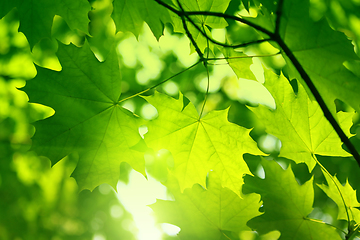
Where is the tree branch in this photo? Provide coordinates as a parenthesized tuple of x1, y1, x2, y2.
(154, 0, 360, 167)
(276, 37, 360, 167)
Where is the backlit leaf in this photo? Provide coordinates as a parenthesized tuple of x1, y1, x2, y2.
(151, 171, 262, 239)
(244, 159, 342, 240)
(0, 0, 90, 48)
(317, 170, 360, 222)
(112, 0, 172, 39)
(143, 91, 264, 194)
(280, 0, 360, 114)
(249, 69, 353, 170)
(22, 41, 145, 191)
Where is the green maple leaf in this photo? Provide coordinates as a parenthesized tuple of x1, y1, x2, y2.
(280, 0, 360, 114)
(143, 91, 264, 194)
(244, 159, 342, 240)
(150, 172, 262, 240)
(22, 41, 145, 191)
(0, 1, 17, 19)
(0, 0, 90, 48)
(317, 171, 360, 222)
(112, 0, 172, 39)
(249, 69, 353, 170)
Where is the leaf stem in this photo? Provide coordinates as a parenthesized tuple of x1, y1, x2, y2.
(312, 154, 351, 232)
(206, 52, 281, 61)
(304, 217, 347, 234)
(176, 0, 205, 64)
(199, 29, 210, 120)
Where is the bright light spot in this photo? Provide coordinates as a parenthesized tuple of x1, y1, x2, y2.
(98, 183, 112, 195)
(159, 28, 179, 52)
(256, 165, 265, 179)
(212, 28, 226, 43)
(117, 36, 137, 68)
(197, 59, 234, 93)
(122, 100, 135, 113)
(240, 230, 281, 240)
(161, 223, 181, 236)
(250, 58, 265, 83)
(259, 230, 281, 240)
(163, 81, 179, 95)
(237, 7, 258, 18)
(136, 68, 152, 85)
(309, 207, 334, 224)
(259, 134, 280, 153)
(237, 78, 275, 109)
(110, 205, 124, 218)
(276, 160, 288, 170)
(159, 28, 199, 67)
(239, 230, 256, 240)
(139, 125, 148, 139)
(173, 36, 199, 67)
(116, 171, 169, 240)
(141, 103, 158, 120)
(92, 233, 106, 240)
(139, 23, 159, 48)
(136, 44, 163, 85)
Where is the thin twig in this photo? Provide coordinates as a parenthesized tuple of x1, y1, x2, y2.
(312, 154, 352, 232)
(119, 61, 201, 103)
(154, 0, 360, 166)
(176, 0, 205, 63)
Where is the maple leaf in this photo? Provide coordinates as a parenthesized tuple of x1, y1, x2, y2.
(150, 171, 262, 239)
(112, 0, 172, 39)
(0, 0, 90, 48)
(22, 41, 145, 191)
(280, 0, 360, 114)
(317, 170, 360, 222)
(143, 91, 264, 194)
(244, 159, 342, 240)
(249, 68, 353, 170)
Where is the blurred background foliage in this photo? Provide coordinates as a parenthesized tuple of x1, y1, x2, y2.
(1, 0, 360, 239)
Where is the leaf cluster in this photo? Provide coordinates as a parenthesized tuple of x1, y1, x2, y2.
(2, 0, 360, 239)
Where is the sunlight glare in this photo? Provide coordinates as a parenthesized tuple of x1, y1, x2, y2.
(161, 223, 181, 236)
(116, 170, 170, 240)
(237, 78, 275, 109)
(141, 103, 158, 120)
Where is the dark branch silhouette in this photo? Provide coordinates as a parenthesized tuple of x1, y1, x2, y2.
(154, 0, 360, 168)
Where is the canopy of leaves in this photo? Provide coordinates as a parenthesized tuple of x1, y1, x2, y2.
(2, 0, 360, 239)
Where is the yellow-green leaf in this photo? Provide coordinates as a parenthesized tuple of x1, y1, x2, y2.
(143, 91, 264, 194)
